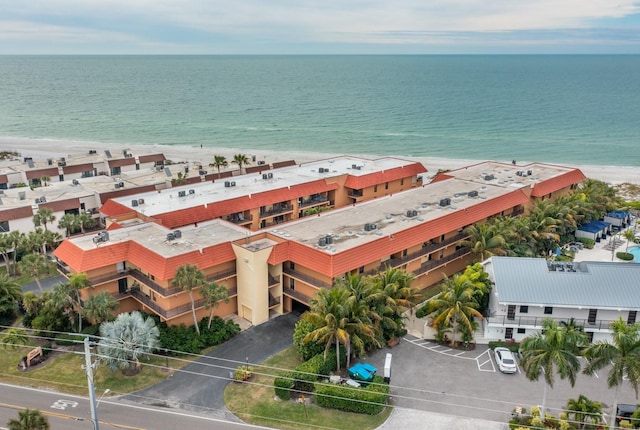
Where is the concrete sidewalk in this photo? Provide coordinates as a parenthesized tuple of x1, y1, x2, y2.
(377, 407, 508, 430)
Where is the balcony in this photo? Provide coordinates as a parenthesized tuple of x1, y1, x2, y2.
(119, 287, 209, 320)
(268, 293, 281, 308)
(226, 213, 253, 225)
(283, 267, 332, 289)
(412, 247, 470, 276)
(486, 315, 617, 332)
(206, 267, 237, 282)
(260, 204, 293, 219)
(299, 195, 329, 208)
(347, 189, 364, 201)
(268, 274, 280, 287)
(282, 286, 310, 305)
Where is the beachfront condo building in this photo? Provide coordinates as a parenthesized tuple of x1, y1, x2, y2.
(53, 159, 585, 327)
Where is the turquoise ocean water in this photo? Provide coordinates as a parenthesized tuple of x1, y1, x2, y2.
(0, 55, 639, 166)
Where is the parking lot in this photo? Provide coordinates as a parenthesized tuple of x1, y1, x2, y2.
(365, 335, 637, 424)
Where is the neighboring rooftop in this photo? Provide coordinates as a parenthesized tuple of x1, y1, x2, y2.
(488, 257, 640, 310)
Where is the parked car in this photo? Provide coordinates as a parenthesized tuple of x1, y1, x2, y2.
(616, 403, 638, 425)
(494, 347, 517, 374)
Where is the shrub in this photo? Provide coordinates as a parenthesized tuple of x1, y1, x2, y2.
(617, 251, 634, 261)
(274, 372, 295, 400)
(314, 376, 389, 414)
(293, 319, 324, 360)
(488, 340, 520, 353)
(576, 237, 595, 249)
(54, 333, 85, 346)
(234, 365, 254, 381)
(273, 348, 346, 399)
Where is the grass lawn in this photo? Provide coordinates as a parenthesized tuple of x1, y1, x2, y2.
(225, 347, 392, 430)
(0, 262, 59, 286)
(0, 343, 190, 397)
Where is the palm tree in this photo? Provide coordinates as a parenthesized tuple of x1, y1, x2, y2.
(372, 267, 421, 339)
(21, 291, 42, 319)
(77, 212, 95, 234)
(624, 229, 636, 252)
(209, 155, 228, 176)
(171, 171, 188, 186)
(68, 273, 91, 331)
(39, 175, 51, 187)
(7, 408, 50, 430)
(0, 233, 13, 273)
(8, 231, 24, 275)
(565, 394, 604, 430)
(583, 318, 640, 430)
(83, 292, 118, 325)
(200, 281, 229, 329)
(98, 311, 160, 374)
(461, 223, 506, 261)
(423, 274, 483, 347)
(173, 264, 205, 335)
(18, 253, 49, 294)
(302, 287, 351, 370)
(57, 214, 79, 237)
(519, 318, 587, 417)
(48, 282, 80, 331)
(2, 328, 30, 350)
(0, 274, 21, 317)
(42, 229, 61, 254)
(32, 207, 55, 231)
(232, 154, 251, 173)
(24, 229, 47, 255)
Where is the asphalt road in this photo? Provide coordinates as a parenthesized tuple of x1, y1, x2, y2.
(0, 383, 270, 430)
(127, 313, 298, 421)
(21, 275, 66, 295)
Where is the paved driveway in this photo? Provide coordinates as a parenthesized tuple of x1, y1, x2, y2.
(127, 313, 298, 421)
(21, 275, 66, 294)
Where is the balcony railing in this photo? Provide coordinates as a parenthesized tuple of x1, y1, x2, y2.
(486, 315, 617, 331)
(227, 213, 253, 224)
(206, 267, 237, 282)
(56, 262, 71, 276)
(89, 271, 128, 286)
(268, 274, 280, 287)
(347, 190, 363, 199)
(260, 205, 293, 218)
(282, 286, 310, 305)
(283, 267, 332, 289)
(300, 196, 328, 208)
(412, 247, 470, 276)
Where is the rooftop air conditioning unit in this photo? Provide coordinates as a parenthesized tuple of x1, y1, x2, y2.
(125, 153, 133, 158)
(138, 198, 144, 205)
(468, 190, 479, 198)
(224, 181, 231, 187)
(99, 231, 109, 241)
(262, 174, 268, 180)
(118, 182, 124, 188)
(318, 237, 327, 247)
(174, 230, 182, 239)
(351, 164, 357, 169)
(178, 191, 186, 197)
(35, 198, 41, 204)
(527, 170, 533, 176)
(483, 174, 495, 181)
(58, 161, 66, 166)
(114, 183, 121, 189)
(166, 232, 175, 241)
(319, 168, 325, 173)
(199, 170, 207, 175)
(325, 235, 333, 245)
(257, 160, 266, 165)
(47, 159, 53, 166)
(230, 181, 236, 187)
(439, 198, 451, 207)
(89, 150, 97, 155)
(188, 189, 195, 194)
(131, 199, 139, 207)
(268, 173, 273, 179)
(72, 179, 79, 185)
(406, 210, 418, 218)
(516, 171, 523, 176)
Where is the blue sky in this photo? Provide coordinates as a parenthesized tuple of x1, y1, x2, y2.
(1, 0, 639, 54)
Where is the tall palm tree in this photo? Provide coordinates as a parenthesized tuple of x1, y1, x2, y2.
(173, 264, 205, 335)
(24, 229, 47, 255)
(201, 281, 229, 329)
(0, 233, 13, 273)
(48, 282, 80, 331)
(7, 408, 50, 430)
(57, 214, 78, 237)
(77, 212, 95, 234)
(423, 274, 483, 347)
(8, 231, 24, 275)
(18, 253, 49, 294)
(98, 311, 160, 373)
(68, 273, 91, 331)
(209, 155, 228, 176)
(21, 291, 43, 319)
(83, 291, 118, 325)
(520, 318, 587, 417)
(583, 318, 640, 430)
(302, 287, 351, 370)
(624, 229, 636, 252)
(32, 207, 55, 231)
(461, 223, 506, 262)
(0, 274, 21, 317)
(232, 154, 251, 173)
(42, 229, 61, 254)
(372, 267, 421, 338)
(39, 175, 51, 187)
(565, 394, 604, 430)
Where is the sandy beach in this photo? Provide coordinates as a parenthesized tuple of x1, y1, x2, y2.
(2, 137, 639, 185)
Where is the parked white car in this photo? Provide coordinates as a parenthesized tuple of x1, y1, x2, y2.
(494, 347, 517, 374)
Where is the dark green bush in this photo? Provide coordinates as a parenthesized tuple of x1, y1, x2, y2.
(293, 319, 324, 360)
(314, 376, 389, 414)
(617, 251, 634, 261)
(157, 317, 240, 354)
(488, 340, 520, 353)
(274, 372, 295, 400)
(577, 237, 595, 249)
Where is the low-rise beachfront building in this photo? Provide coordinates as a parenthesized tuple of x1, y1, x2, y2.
(53, 160, 587, 327)
(483, 257, 640, 343)
(99, 156, 427, 231)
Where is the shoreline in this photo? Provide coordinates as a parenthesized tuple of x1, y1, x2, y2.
(2, 136, 639, 185)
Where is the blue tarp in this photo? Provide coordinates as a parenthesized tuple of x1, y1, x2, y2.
(578, 220, 611, 234)
(348, 363, 377, 382)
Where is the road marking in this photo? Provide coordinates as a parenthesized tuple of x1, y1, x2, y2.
(404, 337, 497, 372)
(50, 399, 78, 410)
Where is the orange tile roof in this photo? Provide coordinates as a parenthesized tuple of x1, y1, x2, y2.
(54, 240, 131, 274)
(429, 173, 454, 183)
(100, 199, 135, 216)
(531, 169, 586, 197)
(343, 163, 426, 189)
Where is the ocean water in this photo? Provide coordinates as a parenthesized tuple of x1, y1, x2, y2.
(0, 55, 639, 166)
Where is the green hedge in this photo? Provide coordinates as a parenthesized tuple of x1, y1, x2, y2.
(274, 372, 295, 400)
(617, 251, 634, 261)
(577, 237, 595, 249)
(314, 376, 389, 415)
(274, 348, 346, 400)
(488, 340, 520, 353)
(54, 333, 86, 346)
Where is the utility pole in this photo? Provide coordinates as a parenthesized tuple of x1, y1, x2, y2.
(83, 336, 100, 430)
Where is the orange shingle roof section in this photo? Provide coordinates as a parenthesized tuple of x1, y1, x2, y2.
(343, 163, 426, 189)
(531, 169, 586, 197)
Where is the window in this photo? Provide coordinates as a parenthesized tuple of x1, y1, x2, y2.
(544, 307, 553, 315)
(588, 309, 598, 325)
(507, 305, 516, 320)
(385, 182, 389, 190)
(0, 220, 9, 232)
(629, 311, 637, 325)
(374, 185, 378, 193)
(402, 249, 408, 257)
(136, 163, 140, 171)
(517, 328, 526, 334)
(359, 266, 364, 274)
(400, 178, 404, 186)
(520, 305, 529, 313)
(290, 279, 295, 290)
(59, 174, 64, 182)
(505, 328, 513, 340)
(290, 262, 295, 270)
(110, 166, 121, 176)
